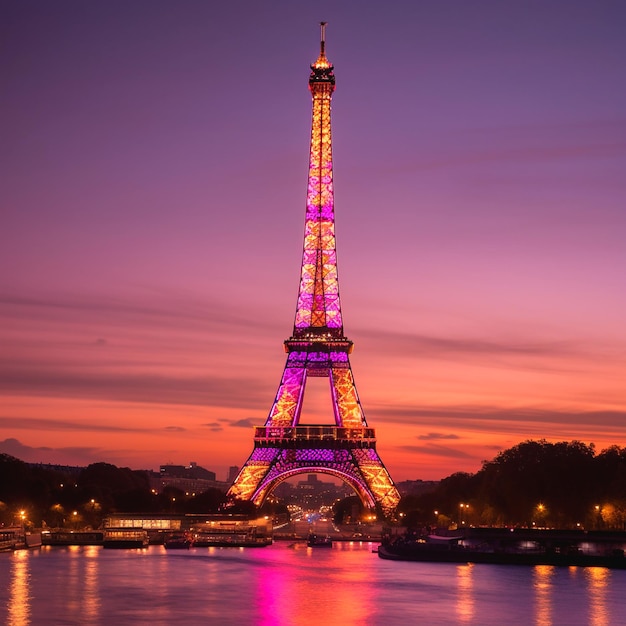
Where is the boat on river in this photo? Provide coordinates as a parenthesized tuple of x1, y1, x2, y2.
(164, 533, 193, 549)
(103, 528, 149, 549)
(0, 527, 41, 551)
(0, 529, 19, 552)
(378, 529, 626, 569)
(191, 520, 272, 547)
(192, 530, 271, 547)
(42, 530, 104, 546)
(307, 533, 333, 548)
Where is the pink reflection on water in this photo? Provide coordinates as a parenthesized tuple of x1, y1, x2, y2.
(255, 542, 377, 625)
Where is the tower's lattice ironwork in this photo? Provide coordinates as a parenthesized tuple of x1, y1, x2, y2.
(228, 24, 400, 517)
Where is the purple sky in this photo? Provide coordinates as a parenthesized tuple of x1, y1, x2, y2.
(1, 1, 625, 481)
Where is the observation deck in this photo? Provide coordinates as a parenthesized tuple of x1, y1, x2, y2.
(254, 426, 377, 449)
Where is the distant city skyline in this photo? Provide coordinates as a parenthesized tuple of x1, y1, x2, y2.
(2, 1, 625, 481)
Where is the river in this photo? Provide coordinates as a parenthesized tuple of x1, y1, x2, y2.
(2, 541, 626, 625)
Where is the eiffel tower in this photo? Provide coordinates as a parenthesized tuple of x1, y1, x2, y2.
(227, 24, 400, 517)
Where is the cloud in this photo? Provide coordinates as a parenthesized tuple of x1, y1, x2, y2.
(0, 289, 281, 337)
(0, 288, 284, 410)
(164, 426, 186, 432)
(376, 404, 626, 431)
(0, 416, 144, 433)
(397, 443, 476, 460)
(360, 329, 587, 365)
(417, 432, 460, 441)
(201, 422, 224, 432)
(230, 418, 257, 429)
(0, 367, 269, 409)
(375, 120, 626, 177)
(0, 437, 103, 466)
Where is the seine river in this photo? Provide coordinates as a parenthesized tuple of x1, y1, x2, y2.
(2, 541, 626, 625)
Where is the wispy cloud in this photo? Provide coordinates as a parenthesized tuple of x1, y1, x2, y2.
(0, 290, 274, 335)
(376, 404, 626, 430)
(0, 437, 103, 466)
(0, 289, 284, 410)
(375, 119, 626, 177)
(397, 443, 476, 460)
(201, 422, 224, 432)
(417, 432, 460, 441)
(0, 416, 144, 433)
(359, 329, 589, 365)
(229, 418, 257, 429)
(0, 367, 269, 408)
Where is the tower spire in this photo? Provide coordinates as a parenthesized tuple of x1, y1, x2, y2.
(310, 22, 333, 76)
(299, 22, 338, 337)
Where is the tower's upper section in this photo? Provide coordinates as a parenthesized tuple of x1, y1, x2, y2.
(309, 22, 335, 94)
(291, 23, 346, 343)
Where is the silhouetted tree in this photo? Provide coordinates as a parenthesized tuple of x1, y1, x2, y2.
(332, 495, 362, 524)
(478, 440, 596, 527)
(188, 488, 228, 513)
(227, 499, 259, 516)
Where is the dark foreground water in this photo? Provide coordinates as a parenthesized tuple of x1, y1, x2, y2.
(2, 542, 626, 625)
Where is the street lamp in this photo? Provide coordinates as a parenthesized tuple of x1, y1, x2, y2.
(535, 503, 547, 528)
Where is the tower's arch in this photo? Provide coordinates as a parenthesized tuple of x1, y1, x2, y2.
(250, 467, 376, 511)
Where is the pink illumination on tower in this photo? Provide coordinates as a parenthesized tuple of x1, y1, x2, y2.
(295, 22, 341, 332)
(228, 24, 400, 518)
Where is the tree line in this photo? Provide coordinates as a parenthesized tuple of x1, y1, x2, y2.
(2, 439, 626, 529)
(0, 456, 228, 529)
(398, 440, 626, 530)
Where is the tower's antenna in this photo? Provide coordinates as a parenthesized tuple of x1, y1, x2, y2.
(320, 21, 327, 55)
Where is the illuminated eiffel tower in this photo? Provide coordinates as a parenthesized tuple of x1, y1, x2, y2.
(227, 24, 400, 517)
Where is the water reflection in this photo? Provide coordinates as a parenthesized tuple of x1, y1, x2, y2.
(8, 550, 31, 626)
(83, 545, 101, 622)
(586, 567, 610, 626)
(3, 544, 625, 624)
(533, 565, 554, 626)
(256, 542, 376, 625)
(66, 545, 80, 616)
(455, 564, 475, 622)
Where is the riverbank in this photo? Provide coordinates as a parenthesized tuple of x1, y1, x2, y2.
(380, 527, 626, 568)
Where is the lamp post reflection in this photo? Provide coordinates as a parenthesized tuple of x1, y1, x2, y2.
(533, 565, 554, 626)
(586, 567, 610, 626)
(455, 564, 475, 622)
(8, 550, 31, 624)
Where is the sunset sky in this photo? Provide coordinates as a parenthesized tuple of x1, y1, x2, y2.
(2, 1, 625, 482)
